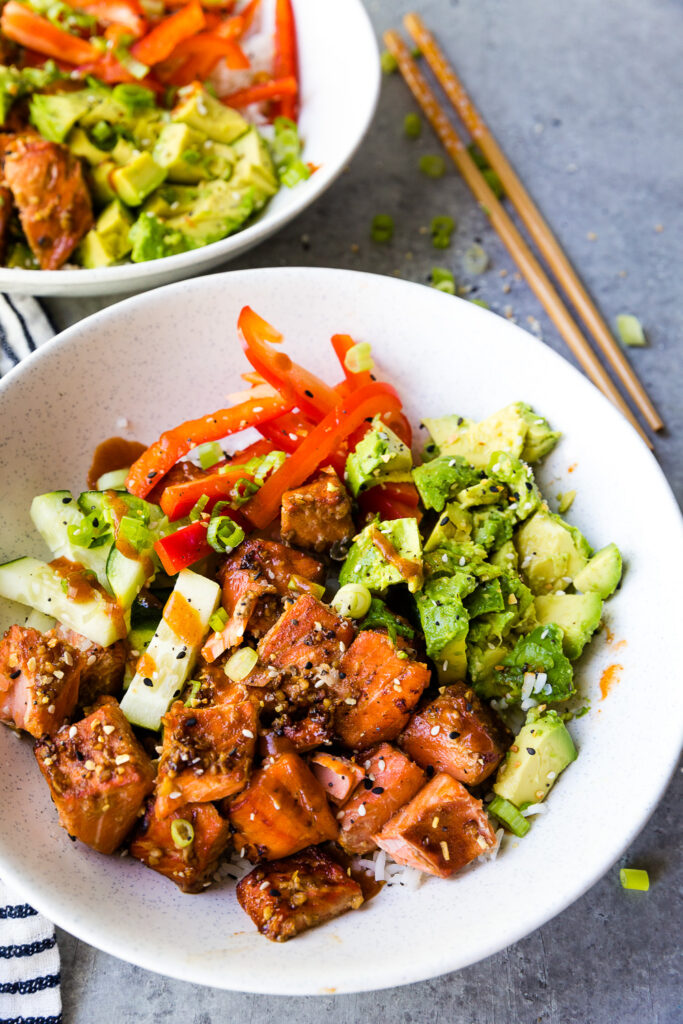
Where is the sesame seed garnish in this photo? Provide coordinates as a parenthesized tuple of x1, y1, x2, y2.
(344, 697, 357, 705)
(432, 816, 439, 829)
(358, 803, 366, 816)
(47, 704, 56, 715)
(250, 813, 255, 821)
(84, 759, 96, 771)
(115, 754, 130, 765)
(87, 654, 97, 666)
(242, 729, 254, 738)
(68, 725, 77, 738)
(169, 790, 182, 799)
(430, 725, 440, 736)
(440, 841, 450, 861)
(272, 799, 281, 810)
(547, 771, 556, 780)
(103, 724, 115, 735)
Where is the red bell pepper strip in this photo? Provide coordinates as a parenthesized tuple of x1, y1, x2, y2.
(331, 333, 374, 391)
(239, 0, 261, 32)
(165, 33, 248, 84)
(126, 393, 290, 499)
(64, 0, 147, 37)
(214, 13, 244, 39)
(221, 75, 297, 109)
(273, 0, 298, 120)
(1, 2, 101, 64)
(159, 439, 273, 520)
(154, 521, 213, 574)
(359, 482, 422, 523)
(242, 381, 404, 529)
(238, 306, 338, 422)
(131, 1, 205, 66)
(256, 410, 314, 452)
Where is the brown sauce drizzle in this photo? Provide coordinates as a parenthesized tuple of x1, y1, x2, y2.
(87, 437, 146, 490)
(370, 526, 422, 585)
(49, 557, 126, 637)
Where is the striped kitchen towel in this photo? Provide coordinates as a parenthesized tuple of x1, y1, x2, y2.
(0, 293, 54, 378)
(0, 292, 61, 1023)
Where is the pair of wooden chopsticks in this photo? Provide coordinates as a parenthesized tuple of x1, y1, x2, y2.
(385, 14, 662, 448)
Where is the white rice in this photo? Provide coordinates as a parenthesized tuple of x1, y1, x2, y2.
(520, 803, 548, 817)
(208, 0, 276, 106)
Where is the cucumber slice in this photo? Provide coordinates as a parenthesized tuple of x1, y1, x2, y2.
(96, 468, 129, 489)
(120, 568, 220, 731)
(106, 545, 155, 610)
(24, 608, 56, 632)
(0, 556, 125, 647)
(30, 490, 112, 590)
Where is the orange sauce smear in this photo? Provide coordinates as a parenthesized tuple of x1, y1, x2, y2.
(163, 592, 204, 648)
(600, 663, 623, 700)
(137, 652, 157, 679)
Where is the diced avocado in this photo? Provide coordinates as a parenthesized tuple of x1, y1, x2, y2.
(490, 538, 518, 571)
(29, 91, 92, 144)
(465, 578, 505, 618)
(229, 126, 278, 209)
(0, 66, 23, 124)
(534, 592, 603, 660)
(423, 541, 489, 579)
(339, 517, 423, 594)
(68, 127, 112, 166)
(346, 416, 413, 497)
(425, 504, 472, 553)
(79, 199, 134, 267)
(143, 183, 200, 219)
(111, 152, 166, 206)
(154, 123, 213, 184)
(518, 404, 561, 462)
(78, 230, 115, 269)
(90, 161, 117, 204)
(472, 508, 514, 551)
(129, 211, 191, 263)
(482, 623, 574, 703)
(487, 451, 540, 522)
(412, 455, 480, 512)
(163, 178, 254, 247)
(467, 641, 510, 688)
(110, 136, 137, 166)
(78, 89, 131, 130)
(493, 708, 577, 806)
(467, 571, 535, 647)
(422, 414, 474, 457)
(516, 511, 591, 595)
(457, 477, 506, 509)
(573, 542, 622, 600)
(435, 635, 467, 683)
(416, 571, 476, 659)
(172, 83, 248, 144)
(5, 241, 38, 270)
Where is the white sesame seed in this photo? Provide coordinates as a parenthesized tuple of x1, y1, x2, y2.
(344, 697, 357, 705)
(47, 704, 56, 715)
(440, 840, 450, 861)
(259, 880, 270, 890)
(272, 799, 281, 810)
(103, 724, 115, 735)
(378, 759, 386, 772)
(432, 816, 439, 828)
(358, 803, 366, 816)
(169, 790, 182, 799)
(430, 725, 441, 736)
(547, 770, 556, 780)
(84, 759, 96, 771)
(115, 754, 130, 765)
(242, 729, 254, 738)
(68, 725, 77, 738)
(250, 813, 255, 821)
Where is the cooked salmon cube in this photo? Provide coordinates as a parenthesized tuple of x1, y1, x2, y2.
(280, 468, 354, 553)
(374, 773, 496, 877)
(335, 631, 430, 750)
(281, 706, 333, 751)
(337, 743, 425, 854)
(236, 846, 363, 942)
(399, 683, 511, 785)
(34, 696, 155, 854)
(228, 751, 338, 861)
(155, 699, 258, 818)
(3, 134, 93, 269)
(310, 752, 365, 805)
(54, 626, 125, 706)
(130, 797, 230, 893)
(0, 625, 81, 737)
(254, 593, 355, 684)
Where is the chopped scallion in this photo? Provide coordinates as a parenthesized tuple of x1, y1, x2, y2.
(225, 646, 258, 682)
(287, 575, 325, 600)
(430, 266, 456, 295)
(118, 515, 152, 554)
(381, 50, 398, 74)
(184, 680, 201, 707)
(616, 314, 647, 347)
(280, 159, 311, 188)
(196, 442, 223, 470)
(331, 583, 372, 619)
(619, 868, 649, 891)
(488, 795, 530, 837)
(431, 215, 455, 249)
(483, 168, 504, 198)
(209, 606, 229, 632)
(170, 818, 195, 849)
(403, 112, 422, 139)
(370, 214, 394, 244)
(463, 243, 489, 275)
(558, 490, 576, 514)
(344, 342, 374, 373)
(419, 154, 446, 179)
(470, 298, 490, 309)
(189, 495, 209, 521)
(206, 517, 245, 554)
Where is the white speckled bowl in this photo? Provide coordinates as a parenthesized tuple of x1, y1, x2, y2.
(0, 0, 379, 297)
(0, 268, 681, 994)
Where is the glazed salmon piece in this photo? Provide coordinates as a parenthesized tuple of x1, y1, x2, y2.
(280, 468, 354, 553)
(3, 133, 93, 269)
(281, 706, 333, 751)
(155, 699, 258, 818)
(0, 625, 81, 737)
(399, 683, 511, 785)
(236, 846, 363, 942)
(228, 751, 338, 861)
(34, 696, 155, 854)
(253, 593, 355, 686)
(337, 743, 426, 855)
(310, 752, 364, 804)
(53, 626, 125, 706)
(335, 631, 430, 750)
(130, 797, 231, 893)
(374, 773, 496, 877)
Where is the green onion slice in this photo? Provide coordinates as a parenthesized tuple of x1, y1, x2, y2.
(619, 868, 649, 891)
(171, 818, 195, 849)
(331, 583, 372, 619)
(118, 514, 152, 554)
(344, 342, 373, 373)
(184, 680, 201, 707)
(381, 50, 398, 74)
(287, 575, 325, 600)
(615, 314, 647, 347)
(430, 266, 456, 295)
(189, 494, 209, 521)
(225, 647, 258, 682)
(483, 168, 504, 198)
(431, 214, 455, 249)
(419, 154, 446, 178)
(403, 113, 421, 139)
(209, 606, 229, 632)
(463, 243, 489, 275)
(371, 214, 394, 243)
(206, 517, 245, 554)
(488, 795, 530, 837)
(196, 442, 223, 470)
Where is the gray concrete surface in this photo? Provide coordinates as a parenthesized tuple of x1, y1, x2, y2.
(46, 0, 682, 1020)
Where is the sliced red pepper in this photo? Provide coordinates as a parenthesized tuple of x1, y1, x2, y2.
(165, 32, 248, 84)
(359, 482, 422, 523)
(221, 75, 297, 109)
(126, 393, 290, 499)
(239, 0, 261, 32)
(214, 13, 244, 39)
(154, 521, 212, 574)
(64, 0, 147, 37)
(242, 382, 403, 529)
(159, 439, 273, 520)
(238, 306, 338, 422)
(256, 410, 315, 452)
(1, 2, 100, 64)
(131, 1, 205, 66)
(273, 0, 298, 121)
(331, 333, 373, 390)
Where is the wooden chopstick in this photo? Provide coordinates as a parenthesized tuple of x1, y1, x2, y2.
(404, 13, 663, 434)
(383, 29, 653, 448)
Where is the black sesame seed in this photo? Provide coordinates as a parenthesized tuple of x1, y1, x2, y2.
(176, 651, 186, 660)
(143, 677, 154, 687)
(147, 470, 158, 479)
(372, 786, 384, 795)
(465, 702, 473, 712)
(185, 717, 197, 728)
(304, 389, 313, 398)
(449, 730, 460, 739)
(9, 669, 21, 679)
(526, 747, 536, 755)
(425, 764, 435, 778)
(440, 517, 449, 526)
(61, 496, 72, 504)
(362, 778, 373, 790)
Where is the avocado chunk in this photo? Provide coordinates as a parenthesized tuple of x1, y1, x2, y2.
(518, 404, 561, 462)
(153, 123, 233, 184)
(339, 518, 423, 594)
(476, 623, 574, 703)
(467, 571, 535, 648)
(489, 538, 518, 571)
(29, 91, 92, 144)
(472, 507, 514, 551)
(573, 542, 622, 600)
(436, 636, 467, 683)
(493, 708, 577, 806)
(423, 402, 560, 469)
(467, 640, 510, 688)
(0, 66, 23, 124)
(486, 451, 540, 522)
(68, 127, 112, 166)
(424, 502, 473, 552)
(412, 455, 480, 512)
(456, 477, 506, 510)
(128, 211, 191, 262)
(172, 83, 248, 144)
(416, 571, 477, 660)
(78, 199, 133, 268)
(465, 578, 505, 618)
(229, 126, 278, 209)
(163, 179, 254, 246)
(534, 592, 603, 660)
(346, 416, 413, 497)
(516, 511, 591, 594)
(89, 160, 117, 204)
(111, 152, 166, 206)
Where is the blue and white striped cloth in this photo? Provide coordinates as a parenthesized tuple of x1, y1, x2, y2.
(0, 293, 61, 1023)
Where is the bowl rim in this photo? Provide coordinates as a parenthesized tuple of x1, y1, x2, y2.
(0, 0, 380, 294)
(0, 267, 682, 994)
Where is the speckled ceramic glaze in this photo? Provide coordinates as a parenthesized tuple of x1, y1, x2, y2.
(0, 268, 681, 994)
(0, 0, 379, 297)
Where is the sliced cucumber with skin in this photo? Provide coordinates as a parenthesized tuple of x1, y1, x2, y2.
(30, 490, 112, 590)
(123, 623, 158, 689)
(0, 557, 125, 647)
(96, 468, 130, 490)
(23, 608, 56, 632)
(120, 568, 220, 731)
(106, 544, 155, 610)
